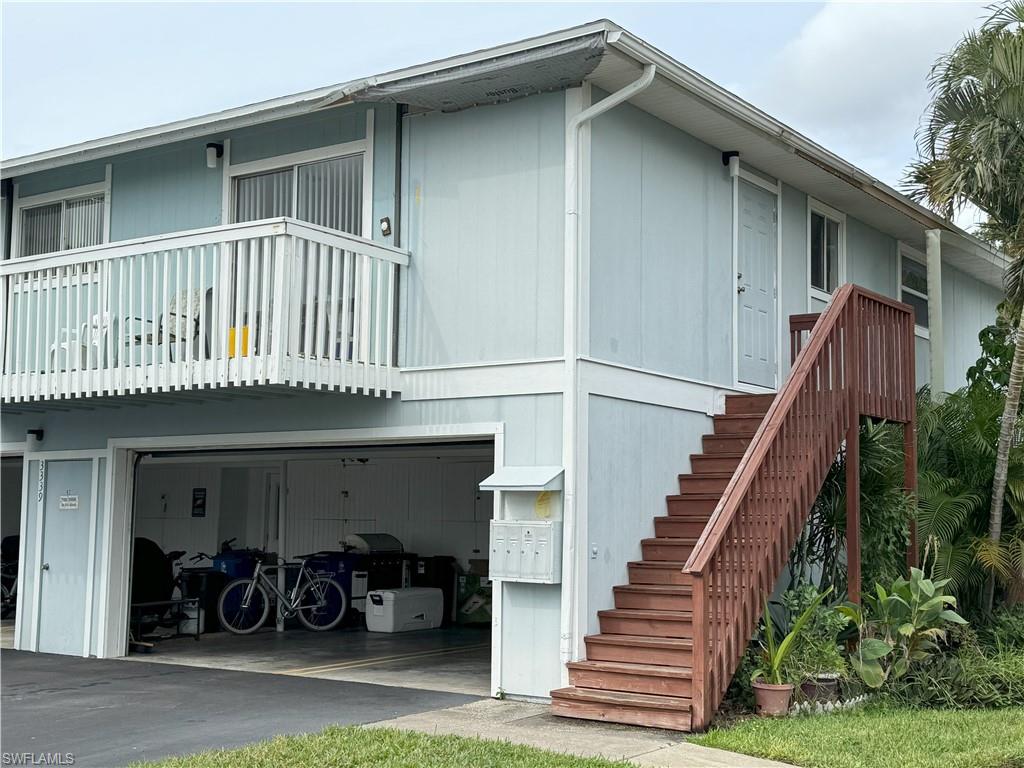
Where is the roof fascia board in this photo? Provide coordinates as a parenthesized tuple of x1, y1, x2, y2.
(3, 20, 615, 179)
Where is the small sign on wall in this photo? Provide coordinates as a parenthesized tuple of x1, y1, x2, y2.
(191, 487, 208, 518)
(59, 494, 79, 510)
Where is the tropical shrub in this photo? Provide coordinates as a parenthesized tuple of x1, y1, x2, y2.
(789, 420, 914, 597)
(978, 605, 1024, 650)
(840, 568, 966, 689)
(887, 625, 1024, 708)
(917, 383, 1024, 613)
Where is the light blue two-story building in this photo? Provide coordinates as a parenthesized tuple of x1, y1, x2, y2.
(0, 21, 1005, 723)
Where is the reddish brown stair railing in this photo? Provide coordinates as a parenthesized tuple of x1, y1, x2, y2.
(683, 284, 917, 730)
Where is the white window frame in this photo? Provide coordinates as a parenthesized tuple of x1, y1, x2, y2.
(898, 242, 930, 339)
(221, 109, 374, 238)
(9, 165, 112, 260)
(806, 197, 846, 308)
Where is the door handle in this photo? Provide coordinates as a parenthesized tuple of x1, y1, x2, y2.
(41, 563, 50, 571)
(736, 272, 746, 293)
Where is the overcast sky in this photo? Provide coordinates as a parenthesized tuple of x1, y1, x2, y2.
(1, 1, 988, 197)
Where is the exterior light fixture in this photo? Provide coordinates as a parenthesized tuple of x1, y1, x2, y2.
(206, 142, 224, 169)
(379, 216, 392, 237)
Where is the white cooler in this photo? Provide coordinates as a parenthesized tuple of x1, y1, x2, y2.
(365, 587, 443, 633)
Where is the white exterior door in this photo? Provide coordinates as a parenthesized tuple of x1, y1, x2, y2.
(737, 180, 778, 388)
(37, 460, 93, 655)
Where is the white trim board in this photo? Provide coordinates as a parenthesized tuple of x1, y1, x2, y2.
(399, 359, 564, 401)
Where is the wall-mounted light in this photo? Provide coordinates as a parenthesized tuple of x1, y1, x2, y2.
(206, 142, 224, 169)
(379, 216, 392, 238)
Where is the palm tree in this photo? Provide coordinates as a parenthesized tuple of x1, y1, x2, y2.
(906, 1, 1024, 610)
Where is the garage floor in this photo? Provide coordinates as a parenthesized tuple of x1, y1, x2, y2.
(0, 619, 13, 650)
(124, 624, 491, 696)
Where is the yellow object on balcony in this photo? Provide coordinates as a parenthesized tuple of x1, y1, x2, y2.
(228, 325, 250, 358)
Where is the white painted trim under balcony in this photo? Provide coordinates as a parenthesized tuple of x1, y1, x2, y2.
(1, 218, 409, 404)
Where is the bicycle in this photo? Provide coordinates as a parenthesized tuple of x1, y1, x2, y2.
(217, 555, 347, 634)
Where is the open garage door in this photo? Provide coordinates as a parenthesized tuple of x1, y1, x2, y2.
(123, 441, 494, 696)
(1, 455, 23, 647)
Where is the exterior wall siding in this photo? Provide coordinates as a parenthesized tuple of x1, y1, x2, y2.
(586, 395, 708, 633)
(941, 263, 1003, 391)
(400, 92, 565, 367)
(588, 99, 733, 382)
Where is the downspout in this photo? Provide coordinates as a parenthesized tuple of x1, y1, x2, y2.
(560, 62, 656, 672)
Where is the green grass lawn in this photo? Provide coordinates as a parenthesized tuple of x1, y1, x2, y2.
(691, 705, 1024, 768)
(137, 726, 629, 768)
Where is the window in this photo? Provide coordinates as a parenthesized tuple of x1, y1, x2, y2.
(233, 154, 364, 235)
(810, 209, 842, 294)
(19, 193, 105, 257)
(900, 250, 929, 330)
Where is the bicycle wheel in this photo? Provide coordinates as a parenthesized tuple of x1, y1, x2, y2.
(217, 578, 270, 635)
(295, 577, 347, 631)
(0, 582, 10, 619)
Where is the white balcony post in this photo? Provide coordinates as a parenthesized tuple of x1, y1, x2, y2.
(269, 233, 290, 385)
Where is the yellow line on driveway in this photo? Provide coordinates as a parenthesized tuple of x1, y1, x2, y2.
(282, 643, 489, 676)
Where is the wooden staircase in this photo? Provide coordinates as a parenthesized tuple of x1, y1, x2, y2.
(551, 285, 919, 732)
(550, 392, 772, 732)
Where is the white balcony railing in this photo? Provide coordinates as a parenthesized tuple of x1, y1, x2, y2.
(1, 218, 409, 403)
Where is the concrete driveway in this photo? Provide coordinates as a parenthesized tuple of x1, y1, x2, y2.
(1, 650, 478, 767)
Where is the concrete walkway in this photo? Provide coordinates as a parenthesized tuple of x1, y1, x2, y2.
(368, 699, 793, 767)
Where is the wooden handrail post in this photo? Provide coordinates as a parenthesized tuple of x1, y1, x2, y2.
(846, 299, 862, 604)
(904, 316, 919, 571)
(689, 571, 708, 731)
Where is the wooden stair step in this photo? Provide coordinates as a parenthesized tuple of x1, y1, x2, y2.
(724, 393, 775, 414)
(567, 659, 693, 697)
(654, 515, 708, 538)
(690, 452, 745, 473)
(702, 432, 756, 453)
(550, 687, 692, 731)
(598, 608, 693, 638)
(641, 537, 698, 561)
(713, 414, 765, 434)
(678, 471, 732, 493)
(628, 560, 690, 585)
(614, 583, 693, 611)
(585, 633, 693, 666)
(666, 493, 720, 516)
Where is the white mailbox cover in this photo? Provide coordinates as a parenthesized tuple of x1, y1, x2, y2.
(489, 520, 563, 583)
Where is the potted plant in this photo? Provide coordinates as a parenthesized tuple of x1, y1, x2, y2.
(780, 586, 849, 703)
(751, 587, 831, 716)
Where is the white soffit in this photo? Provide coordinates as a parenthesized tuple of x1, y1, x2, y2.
(480, 466, 564, 492)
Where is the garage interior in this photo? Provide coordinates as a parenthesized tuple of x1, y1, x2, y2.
(124, 441, 494, 696)
(1, 456, 22, 649)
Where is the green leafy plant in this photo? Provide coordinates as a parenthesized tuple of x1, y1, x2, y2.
(789, 420, 914, 597)
(780, 584, 849, 681)
(916, 384, 1024, 612)
(752, 587, 833, 686)
(840, 568, 966, 689)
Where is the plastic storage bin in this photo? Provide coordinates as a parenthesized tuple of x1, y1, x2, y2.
(365, 587, 443, 633)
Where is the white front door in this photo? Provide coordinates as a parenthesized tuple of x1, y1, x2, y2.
(37, 460, 93, 655)
(737, 180, 778, 388)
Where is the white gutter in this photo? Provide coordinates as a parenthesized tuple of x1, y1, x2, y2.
(560, 62, 656, 673)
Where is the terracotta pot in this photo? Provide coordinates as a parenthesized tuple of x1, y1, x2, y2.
(800, 676, 839, 703)
(753, 680, 794, 716)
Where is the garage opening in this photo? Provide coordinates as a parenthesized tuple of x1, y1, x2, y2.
(124, 441, 494, 696)
(1, 456, 23, 649)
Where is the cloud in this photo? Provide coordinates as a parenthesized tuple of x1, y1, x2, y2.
(741, 0, 986, 187)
